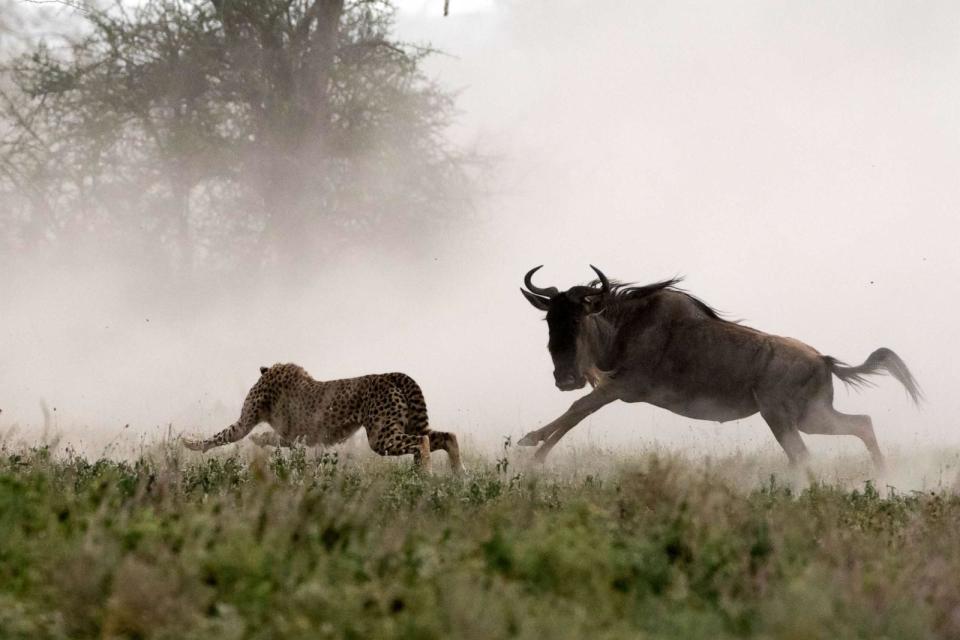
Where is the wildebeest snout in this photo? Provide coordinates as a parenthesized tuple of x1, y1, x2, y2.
(554, 369, 585, 391)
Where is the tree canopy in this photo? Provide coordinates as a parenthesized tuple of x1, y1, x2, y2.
(0, 0, 472, 274)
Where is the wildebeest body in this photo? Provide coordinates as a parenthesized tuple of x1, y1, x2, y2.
(520, 266, 921, 467)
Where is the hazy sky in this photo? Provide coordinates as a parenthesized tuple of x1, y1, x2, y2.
(2, 0, 958, 462)
(390, 1, 958, 453)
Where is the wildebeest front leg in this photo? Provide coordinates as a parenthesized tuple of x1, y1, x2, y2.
(519, 386, 618, 462)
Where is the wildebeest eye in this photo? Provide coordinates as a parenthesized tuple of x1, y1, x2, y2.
(584, 298, 604, 314)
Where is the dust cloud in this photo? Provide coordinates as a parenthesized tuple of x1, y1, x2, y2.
(2, 1, 959, 477)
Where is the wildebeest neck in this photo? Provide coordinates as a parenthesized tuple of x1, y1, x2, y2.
(575, 286, 716, 384)
(576, 313, 617, 386)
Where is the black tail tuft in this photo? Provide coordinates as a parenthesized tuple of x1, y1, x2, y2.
(826, 348, 923, 405)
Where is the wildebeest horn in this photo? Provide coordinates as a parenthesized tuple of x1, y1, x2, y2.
(589, 264, 610, 294)
(569, 265, 611, 300)
(524, 265, 559, 298)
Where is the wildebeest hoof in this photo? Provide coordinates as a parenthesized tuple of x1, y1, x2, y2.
(517, 432, 542, 446)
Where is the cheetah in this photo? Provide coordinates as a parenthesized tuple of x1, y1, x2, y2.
(182, 363, 464, 472)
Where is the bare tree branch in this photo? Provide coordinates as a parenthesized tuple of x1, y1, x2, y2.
(18, 0, 91, 14)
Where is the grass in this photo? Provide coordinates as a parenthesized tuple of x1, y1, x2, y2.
(1, 440, 960, 639)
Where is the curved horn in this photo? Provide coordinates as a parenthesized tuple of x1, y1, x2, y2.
(589, 264, 610, 294)
(567, 265, 612, 303)
(523, 265, 559, 298)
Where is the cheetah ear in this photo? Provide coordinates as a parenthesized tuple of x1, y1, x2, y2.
(259, 366, 269, 375)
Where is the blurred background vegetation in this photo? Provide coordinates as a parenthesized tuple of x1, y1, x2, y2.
(0, 0, 474, 277)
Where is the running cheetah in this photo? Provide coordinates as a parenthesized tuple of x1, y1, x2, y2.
(182, 363, 464, 472)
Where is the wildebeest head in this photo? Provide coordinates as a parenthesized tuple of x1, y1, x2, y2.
(521, 265, 610, 391)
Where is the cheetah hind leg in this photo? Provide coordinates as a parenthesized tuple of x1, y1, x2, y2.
(428, 431, 465, 474)
(368, 428, 431, 472)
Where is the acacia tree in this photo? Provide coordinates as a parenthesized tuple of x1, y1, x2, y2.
(0, 0, 471, 273)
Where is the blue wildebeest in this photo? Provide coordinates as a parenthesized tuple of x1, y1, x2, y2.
(519, 266, 922, 467)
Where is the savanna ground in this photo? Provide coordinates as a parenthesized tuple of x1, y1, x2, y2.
(2, 436, 960, 640)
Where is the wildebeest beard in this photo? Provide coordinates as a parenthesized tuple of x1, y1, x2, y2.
(545, 293, 615, 390)
(573, 313, 617, 388)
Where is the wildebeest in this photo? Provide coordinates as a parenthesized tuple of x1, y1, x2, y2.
(519, 266, 921, 468)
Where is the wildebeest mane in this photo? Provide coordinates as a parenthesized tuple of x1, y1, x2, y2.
(587, 277, 725, 321)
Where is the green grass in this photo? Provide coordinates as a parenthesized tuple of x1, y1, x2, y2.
(1, 441, 959, 639)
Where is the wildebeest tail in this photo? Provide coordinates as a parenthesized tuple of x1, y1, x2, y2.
(825, 348, 923, 405)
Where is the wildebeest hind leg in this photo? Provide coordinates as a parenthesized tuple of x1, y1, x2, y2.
(758, 406, 810, 468)
(799, 402, 884, 470)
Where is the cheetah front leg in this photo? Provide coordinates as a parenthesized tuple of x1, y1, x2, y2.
(183, 418, 258, 452)
(249, 431, 294, 448)
(183, 395, 263, 453)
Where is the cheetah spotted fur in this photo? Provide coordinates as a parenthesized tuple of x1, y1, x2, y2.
(183, 363, 464, 472)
